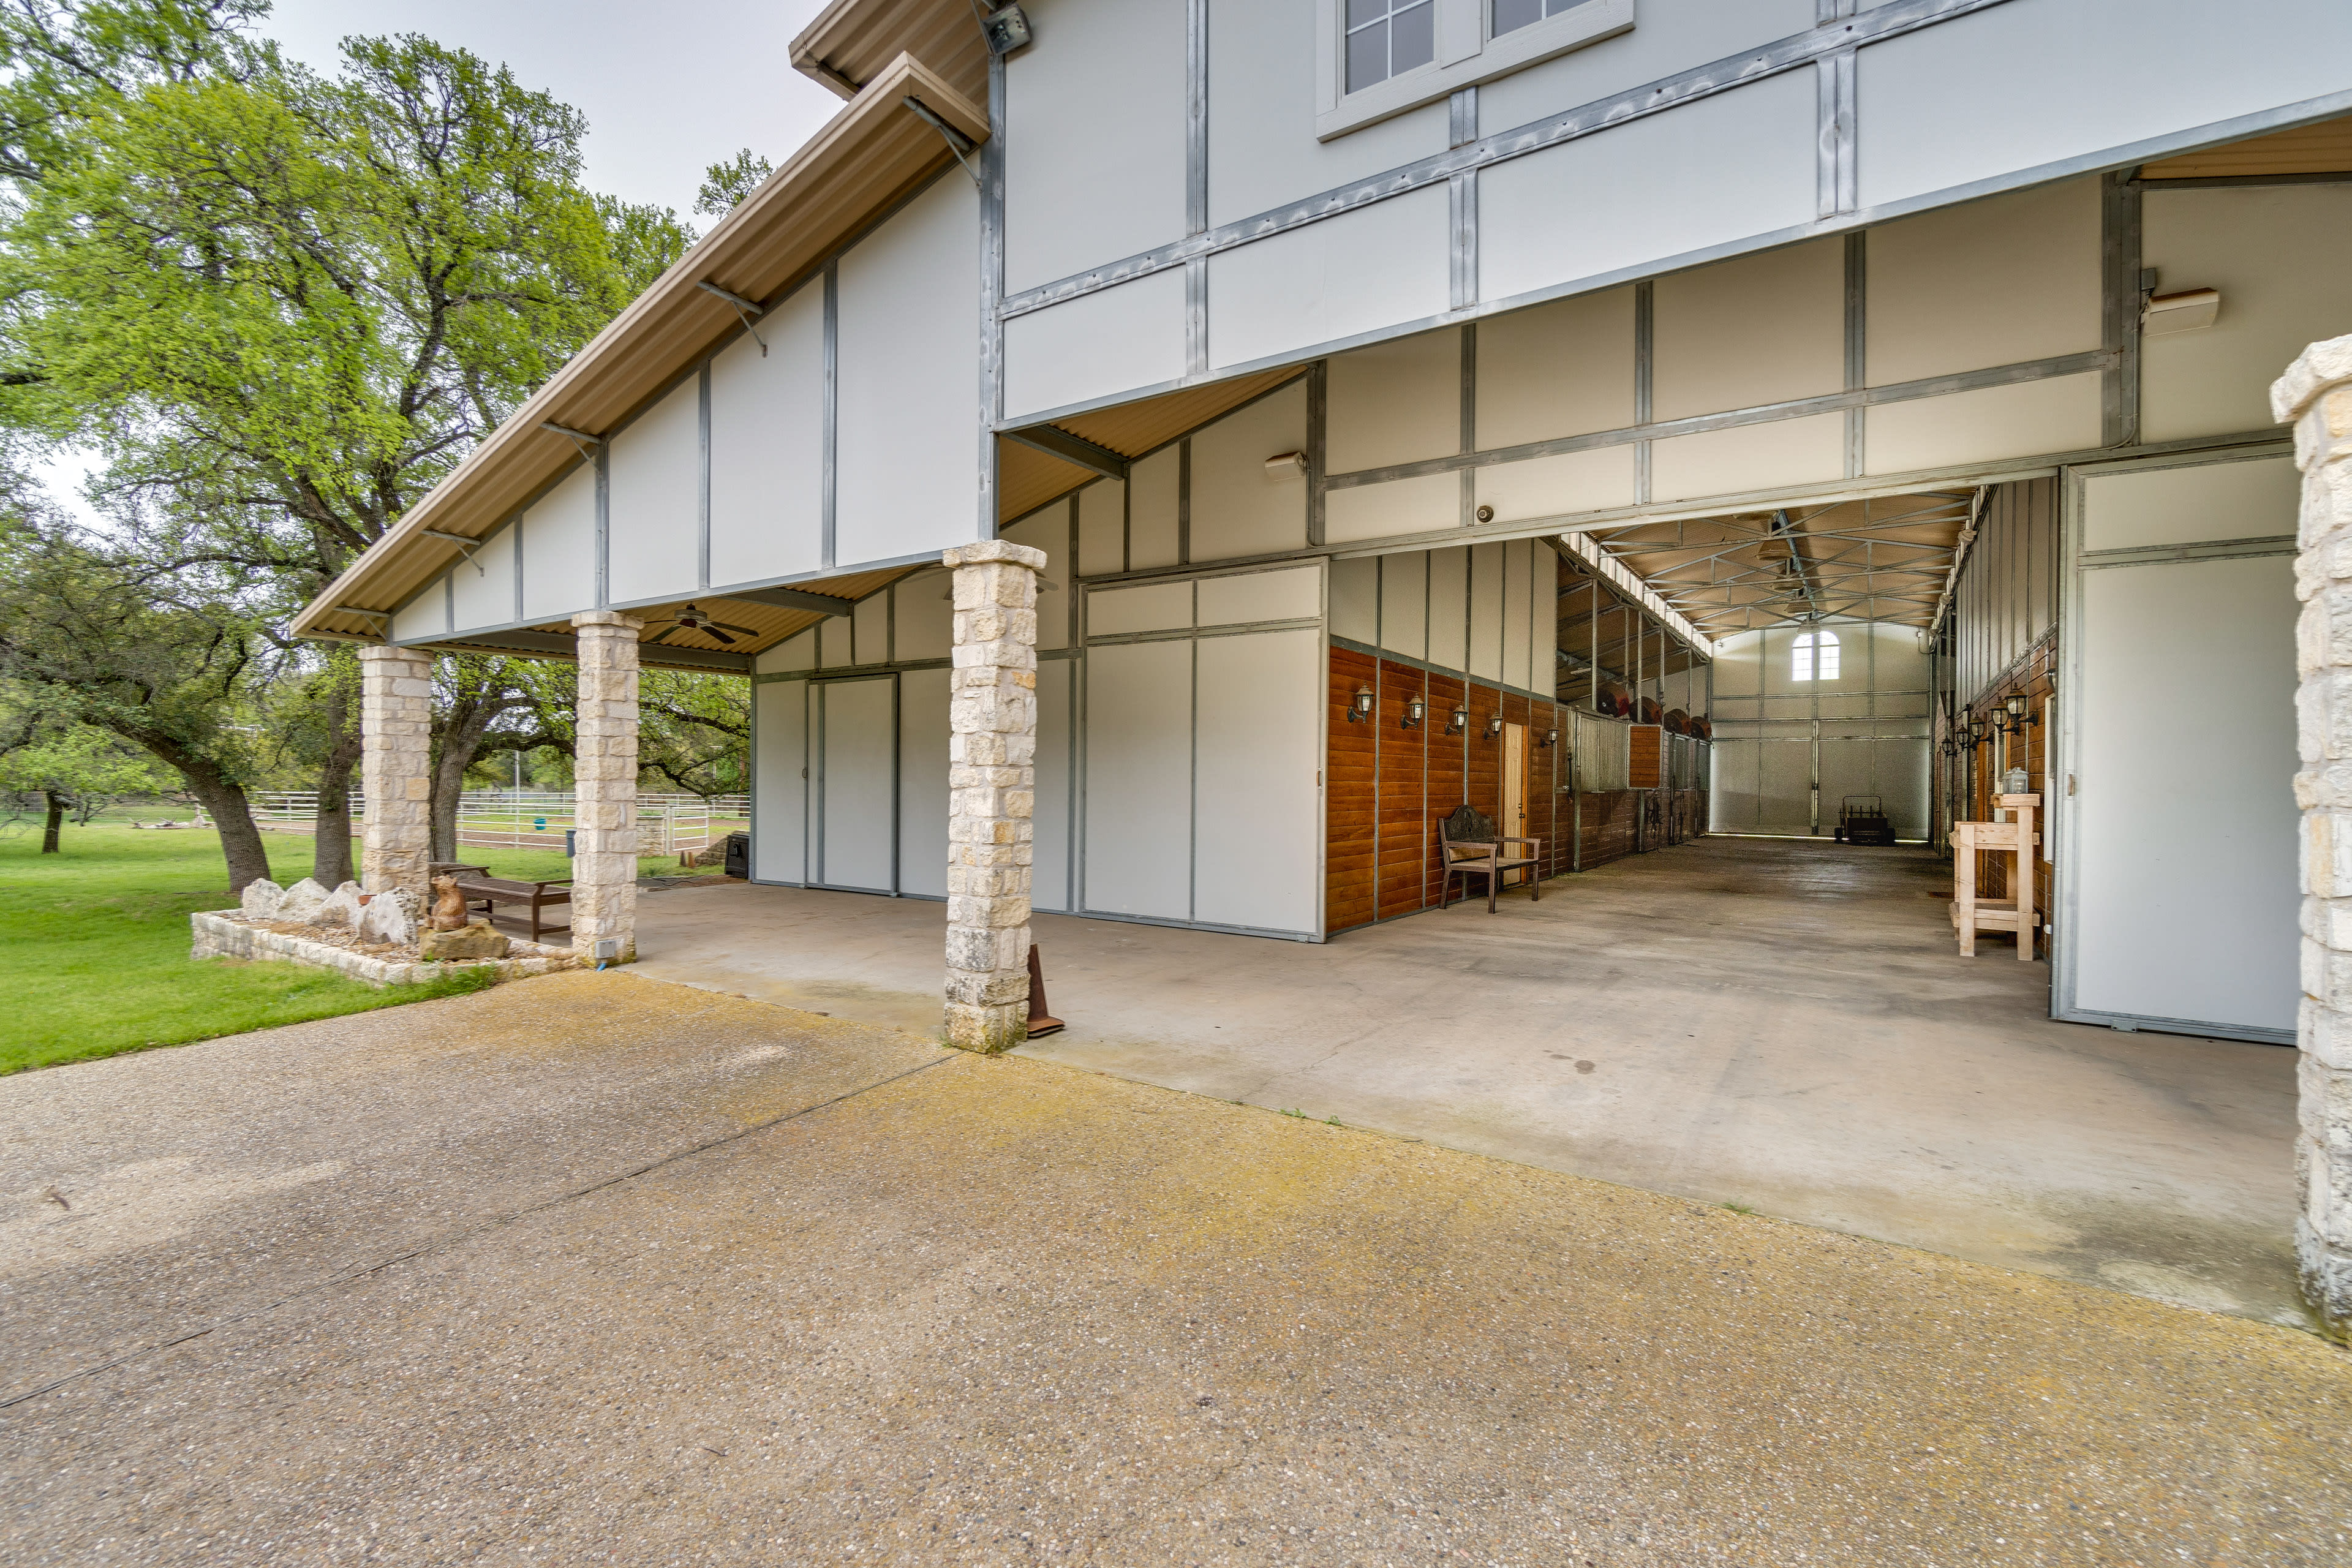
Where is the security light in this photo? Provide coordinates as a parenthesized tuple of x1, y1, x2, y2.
(2143, 287, 2220, 335)
(1264, 450, 1308, 478)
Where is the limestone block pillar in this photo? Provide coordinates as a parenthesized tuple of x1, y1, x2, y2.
(943, 539, 1047, 1052)
(571, 611, 643, 963)
(2275, 334, 2352, 1340)
(358, 643, 433, 907)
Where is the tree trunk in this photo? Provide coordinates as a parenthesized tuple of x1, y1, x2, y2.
(178, 763, 273, 895)
(312, 686, 361, 887)
(41, 788, 64, 853)
(428, 695, 516, 862)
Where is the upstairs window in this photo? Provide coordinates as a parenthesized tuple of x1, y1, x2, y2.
(1493, 0, 1581, 36)
(1347, 0, 1436, 93)
(1791, 630, 1840, 683)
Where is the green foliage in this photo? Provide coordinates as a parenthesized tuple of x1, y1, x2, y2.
(0, 820, 494, 1074)
(0, 714, 173, 827)
(695, 147, 772, 217)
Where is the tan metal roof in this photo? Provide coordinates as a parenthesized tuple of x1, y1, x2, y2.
(291, 52, 986, 645)
(2141, 112, 2352, 180)
(793, 0, 987, 105)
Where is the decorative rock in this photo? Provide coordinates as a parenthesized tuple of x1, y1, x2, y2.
(357, 886, 420, 946)
(276, 878, 330, 921)
(312, 881, 366, 928)
(418, 919, 510, 961)
(239, 879, 286, 918)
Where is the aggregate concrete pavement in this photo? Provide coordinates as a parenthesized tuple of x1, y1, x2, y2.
(4, 970, 2349, 1566)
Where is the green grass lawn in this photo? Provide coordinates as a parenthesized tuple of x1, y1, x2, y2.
(0, 821, 715, 1075)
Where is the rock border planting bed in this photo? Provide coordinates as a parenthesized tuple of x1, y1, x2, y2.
(190, 911, 578, 987)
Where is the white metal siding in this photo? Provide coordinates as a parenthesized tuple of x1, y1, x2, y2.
(897, 668, 950, 899)
(606, 374, 701, 605)
(518, 462, 597, 624)
(449, 521, 516, 634)
(1083, 639, 1194, 919)
(1005, 270, 1189, 420)
(1652, 238, 1844, 421)
(1208, 184, 1450, 371)
(1193, 628, 1322, 933)
(1188, 381, 1310, 562)
(818, 676, 896, 891)
(1864, 375, 2103, 478)
(1866, 179, 2101, 386)
(709, 282, 826, 589)
(1036, 658, 1074, 914)
(1327, 329, 1463, 474)
(753, 680, 807, 884)
(1473, 288, 1636, 450)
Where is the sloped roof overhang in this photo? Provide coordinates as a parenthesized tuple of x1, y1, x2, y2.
(291, 51, 987, 645)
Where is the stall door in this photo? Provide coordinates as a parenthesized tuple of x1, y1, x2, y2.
(816, 675, 895, 892)
(2057, 453, 2299, 1042)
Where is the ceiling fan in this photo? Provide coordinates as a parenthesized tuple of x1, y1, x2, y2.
(643, 602, 760, 646)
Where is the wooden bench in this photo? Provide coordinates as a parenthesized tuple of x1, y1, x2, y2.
(450, 875, 573, 943)
(1438, 805, 1544, 914)
(1951, 793, 2038, 960)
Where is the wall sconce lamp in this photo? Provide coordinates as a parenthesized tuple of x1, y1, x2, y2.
(1485, 713, 1506, 739)
(1966, 715, 1990, 748)
(1401, 696, 1425, 729)
(1539, 728, 1560, 748)
(1446, 704, 1469, 735)
(2001, 692, 2040, 736)
(1347, 686, 1374, 723)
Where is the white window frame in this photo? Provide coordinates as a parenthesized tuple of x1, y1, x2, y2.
(1791, 630, 1840, 683)
(1314, 0, 1633, 142)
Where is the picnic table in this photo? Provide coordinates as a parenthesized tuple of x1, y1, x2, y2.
(450, 874, 573, 943)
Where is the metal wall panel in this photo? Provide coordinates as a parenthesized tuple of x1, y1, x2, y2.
(852, 591, 889, 666)
(1129, 446, 1181, 569)
(1863, 375, 2103, 478)
(1651, 412, 1844, 502)
(752, 680, 807, 884)
(1477, 71, 1814, 306)
(1036, 657, 1074, 914)
(896, 666, 951, 899)
(1855, 0, 2352, 209)
(1325, 471, 1461, 545)
(1379, 552, 1428, 661)
(817, 676, 896, 892)
(835, 175, 981, 566)
(1206, 0, 1448, 228)
(606, 375, 701, 604)
(448, 522, 514, 634)
(1475, 0, 1814, 137)
(1468, 541, 1504, 682)
(1207, 184, 1450, 371)
(1004, 0, 1188, 294)
(1504, 538, 1534, 696)
(1329, 555, 1379, 644)
(1089, 581, 1193, 636)
(2064, 466, 2297, 1038)
(1472, 447, 1637, 528)
(709, 281, 826, 587)
(1082, 639, 1194, 919)
(1190, 381, 1310, 561)
(518, 462, 597, 623)
(2141, 185, 2352, 443)
(1194, 628, 1323, 933)
(755, 628, 816, 675)
(1004, 270, 1189, 420)
(1197, 565, 1320, 627)
(1078, 478, 1126, 576)
(818, 616, 852, 669)
(391, 575, 447, 643)
(1473, 288, 1636, 450)
(1652, 237, 1844, 421)
(1866, 179, 2100, 385)
(1327, 328, 1463, 474)
(892, 568, 954, 663)
(1003, 508, 1072, 652)
(2082, 453, 2297, 551)
(1427, 546, 1469, 671)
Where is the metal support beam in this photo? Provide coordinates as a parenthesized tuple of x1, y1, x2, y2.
(1770, 508, 1826, 620)
(717, 585, 860, 617)
(436, 628, 752, 674)
(1002, 423, 1131, 480)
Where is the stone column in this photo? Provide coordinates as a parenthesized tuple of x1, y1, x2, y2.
(571, 611, 643, 963)
(358, 643, 433, 907)
(943, 540, 1047, 1052)
(2277, 334, 2352, 1341)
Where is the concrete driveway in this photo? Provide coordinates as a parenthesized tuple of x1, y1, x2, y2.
(4, 970, 2348, 1565)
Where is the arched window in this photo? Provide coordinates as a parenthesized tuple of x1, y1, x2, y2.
(1792, 630, 1840, 682)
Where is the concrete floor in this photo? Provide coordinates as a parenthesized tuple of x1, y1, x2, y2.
(6, 972, 2348, 1566)
(633, 836, 2307, 1329)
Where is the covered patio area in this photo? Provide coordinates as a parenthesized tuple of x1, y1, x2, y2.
(631, 835, 2303, 1329)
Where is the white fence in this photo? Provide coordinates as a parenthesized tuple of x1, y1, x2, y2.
(238, 790, 750, 855)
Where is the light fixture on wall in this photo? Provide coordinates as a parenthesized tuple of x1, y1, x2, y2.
(2143, 286, 2220, 335)
(1447, 704, 1469, 735)
(1486, 713, 1505, 739)
(979, 3, 1032, 56)
(1967, 715, 1990, 750)
(1540, 728, 1560, 748)
(1402, 696, 1425, 729)
(1347, 686, 1374, 723)
(2001, 692, 2041, 736)
(1264, 450, 1308, 478)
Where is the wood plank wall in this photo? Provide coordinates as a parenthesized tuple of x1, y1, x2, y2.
(1328, 647, 1563, 936)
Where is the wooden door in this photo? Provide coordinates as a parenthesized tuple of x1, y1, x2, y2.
(1501, 723, 1526, 885)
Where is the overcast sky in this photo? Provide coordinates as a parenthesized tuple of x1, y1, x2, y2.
(40, 0, 853, 516)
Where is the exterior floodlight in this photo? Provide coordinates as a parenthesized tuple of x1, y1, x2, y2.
(1402, 696, 1425, 729)
(1348, 686, 1374, 722)
(1264, 450, 1307, 477)
(2143, 287, 2220, 335)
(980, 4, 1032, 56)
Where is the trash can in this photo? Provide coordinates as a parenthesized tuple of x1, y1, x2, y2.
(564, 827, 576, 857)
(723, 831, 750, 879)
